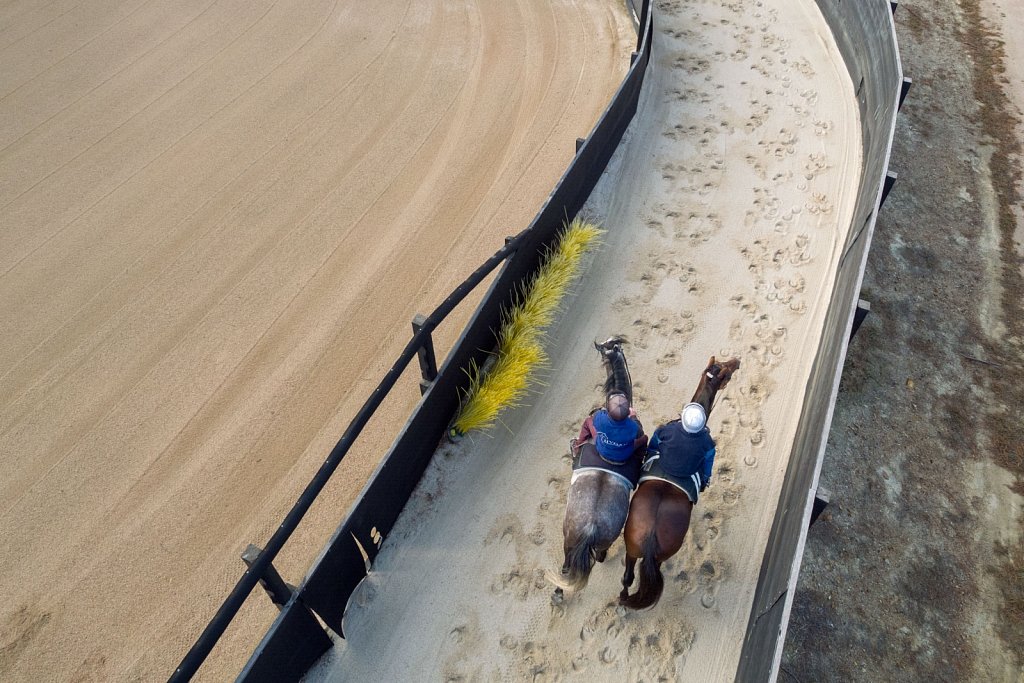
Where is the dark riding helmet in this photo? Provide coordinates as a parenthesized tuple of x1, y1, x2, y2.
(607, 393, 630, 421)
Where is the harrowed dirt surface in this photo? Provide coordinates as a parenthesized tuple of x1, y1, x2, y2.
(312, 0, 863, 679)
(0, 1, 635, 680)
(783, 1, 1024, 681)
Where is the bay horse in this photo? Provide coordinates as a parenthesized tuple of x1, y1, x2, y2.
(619, 355, 740, 609)
(552, 337, 639, 601)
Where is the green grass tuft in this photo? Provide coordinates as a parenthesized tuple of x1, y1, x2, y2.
(452, 218, 603, 436)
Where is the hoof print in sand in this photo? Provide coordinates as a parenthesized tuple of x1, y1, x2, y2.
(574, 605, 694, 679)
(490, 567, 546, 600)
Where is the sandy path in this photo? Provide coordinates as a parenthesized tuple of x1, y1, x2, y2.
(315, 0, 860, 680)
(0, 1, 634, 680)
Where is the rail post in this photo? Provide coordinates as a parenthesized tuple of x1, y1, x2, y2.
(880, 170, 898, 207)
(899, 77, 912, 110)
(850, 299, 871, 340)
(412, 314, 438, 395)
(809, 486, 831, 527)
(241, 544, 295, 609)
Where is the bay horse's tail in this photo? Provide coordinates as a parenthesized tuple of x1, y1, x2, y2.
(621, 532, 664, 610)
(561, 522, 601, 590)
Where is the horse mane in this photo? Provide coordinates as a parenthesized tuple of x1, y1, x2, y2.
(600, 343, 632, 405)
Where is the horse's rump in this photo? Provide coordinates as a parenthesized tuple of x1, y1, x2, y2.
(559, 468, 632, 592)
(564, 469, 631, 534)
(564, 468, 631, 563)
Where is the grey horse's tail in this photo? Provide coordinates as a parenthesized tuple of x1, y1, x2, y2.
(621, 532, 664, 610)
(562, 522, 601, 590)
(595, 337, 632, 404)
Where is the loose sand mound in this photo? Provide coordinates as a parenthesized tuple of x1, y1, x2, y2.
(314, 0, 860, 680)
(0, 1, 633, 679)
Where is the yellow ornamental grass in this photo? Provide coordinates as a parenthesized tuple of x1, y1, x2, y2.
(451, 218, 603, 437)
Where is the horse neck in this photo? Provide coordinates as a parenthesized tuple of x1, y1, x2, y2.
(690, 375, 717, 415)
(603, 350, 633, 403)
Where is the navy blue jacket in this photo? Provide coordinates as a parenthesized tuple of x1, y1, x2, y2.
(647, 420, 716, 487)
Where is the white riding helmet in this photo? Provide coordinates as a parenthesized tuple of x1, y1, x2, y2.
(680, 403, 707, 433)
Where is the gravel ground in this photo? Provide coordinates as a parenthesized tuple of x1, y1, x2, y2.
(782, 1, 1024, 681)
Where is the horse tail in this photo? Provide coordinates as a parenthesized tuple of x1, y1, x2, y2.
(562, 522, 600, 590)
(621, 532, 663, 610)
(596, 337, 632, 404)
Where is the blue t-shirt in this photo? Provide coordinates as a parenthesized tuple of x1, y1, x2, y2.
(648, 421, 716, 484)
(592, 409, 641, 463)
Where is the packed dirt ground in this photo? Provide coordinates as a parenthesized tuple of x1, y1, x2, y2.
(782, 1, 1024, 681)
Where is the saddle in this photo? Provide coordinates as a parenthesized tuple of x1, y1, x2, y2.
(639, 453, 701, 503)
(571, 441, 643, 489)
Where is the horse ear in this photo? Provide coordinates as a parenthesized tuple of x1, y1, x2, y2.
(708, 355, 716, 367)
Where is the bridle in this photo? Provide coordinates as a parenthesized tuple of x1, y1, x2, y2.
(705, 363, 723, 388)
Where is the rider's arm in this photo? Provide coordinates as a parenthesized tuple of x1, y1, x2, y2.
(646, 428, 662, 453)
(701, 445, 716, 488)
(630, 417, 647, 452)
(577, 413, 599, 443)
(632, 432, 649, 455)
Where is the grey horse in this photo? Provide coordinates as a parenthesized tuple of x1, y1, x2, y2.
(552, 337, 641, 601)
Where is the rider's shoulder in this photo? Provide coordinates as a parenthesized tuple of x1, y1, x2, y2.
(656, 419, 683, 434)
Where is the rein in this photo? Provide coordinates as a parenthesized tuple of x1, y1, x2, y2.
(701, 363, 727, 413)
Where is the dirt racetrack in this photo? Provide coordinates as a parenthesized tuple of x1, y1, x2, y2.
(313, 0, 862, 679)
(0, 1, 634, 679)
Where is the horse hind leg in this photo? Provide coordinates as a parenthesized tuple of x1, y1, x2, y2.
(550, 553, 573, 605)
(620, 533, 665, 610)
(620, 555, 637, 601)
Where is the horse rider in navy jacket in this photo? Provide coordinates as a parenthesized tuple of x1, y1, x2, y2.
(640, 402, 716, 503)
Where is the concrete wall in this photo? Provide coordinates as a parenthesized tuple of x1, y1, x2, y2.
(735, 1, 903, 680)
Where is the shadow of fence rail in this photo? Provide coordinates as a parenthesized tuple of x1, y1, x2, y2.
(168, 2, 654, 680)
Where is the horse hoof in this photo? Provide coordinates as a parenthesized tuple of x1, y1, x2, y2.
(552, 588, 564, 605)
